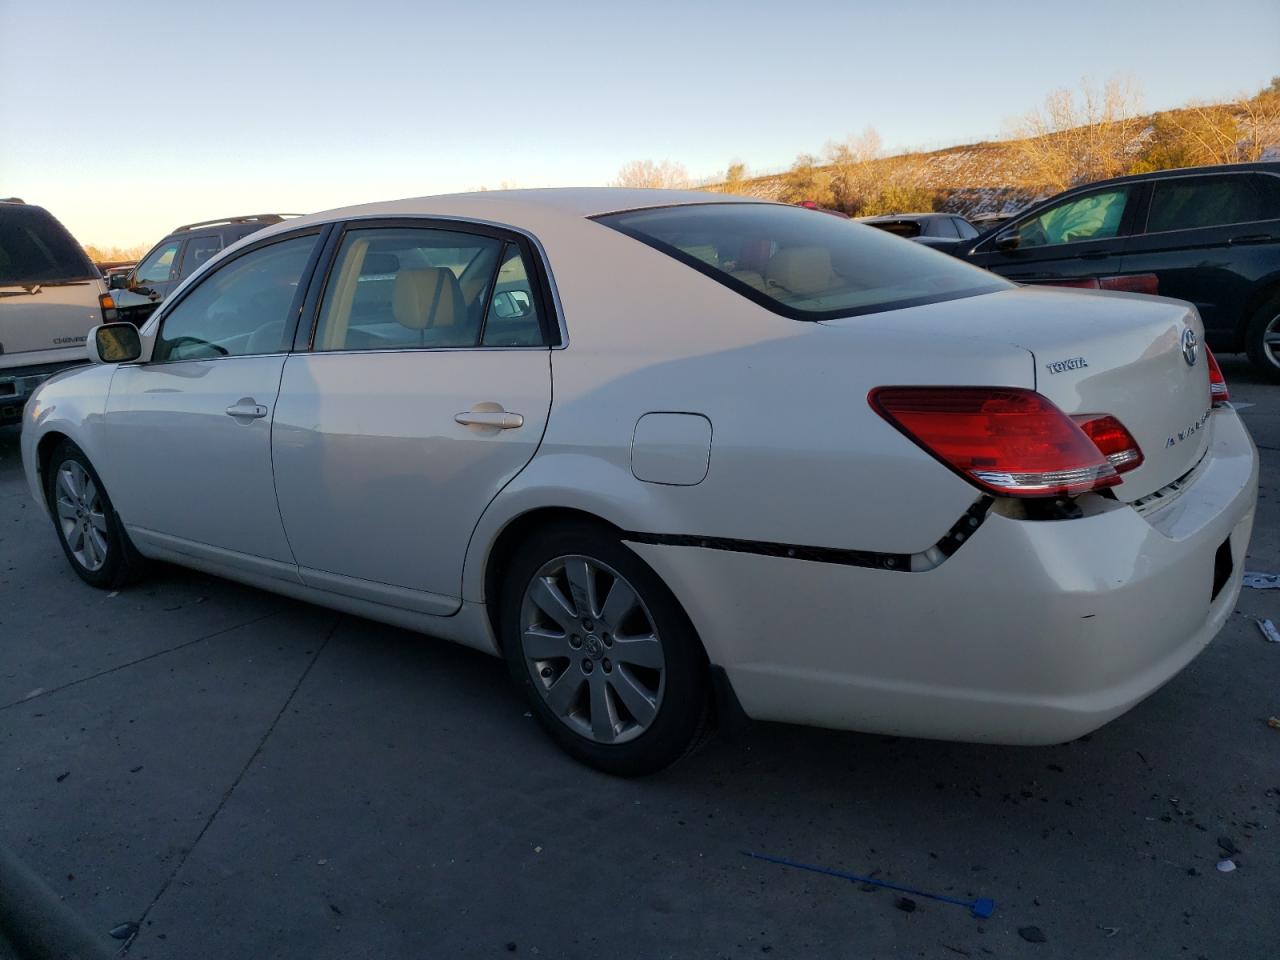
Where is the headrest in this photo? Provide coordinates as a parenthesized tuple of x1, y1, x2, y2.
(766, 246, 835, 296)
(392, 267, 465, 330)
(361, 252, 400, 275)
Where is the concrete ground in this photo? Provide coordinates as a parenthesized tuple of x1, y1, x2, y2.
(0, 357, 1276, 960)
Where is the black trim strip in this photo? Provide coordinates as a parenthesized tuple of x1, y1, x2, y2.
(622, 498, 993, 573)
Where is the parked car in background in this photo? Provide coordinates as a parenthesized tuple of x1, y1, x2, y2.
(0, 199, 115, 426)
(20, 189, 1255, 776)
(794, 200, 851, 219)
(968, 211, 1017, 232)
(858, 212, 981, 248)
(111, 214, 299, 325)
(959, 162, 1280, 379)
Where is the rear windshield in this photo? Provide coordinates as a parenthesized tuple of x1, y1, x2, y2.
(597, 203, 1007, 320)
(0, 205, 98, 285)
(867, 219, 923, 238)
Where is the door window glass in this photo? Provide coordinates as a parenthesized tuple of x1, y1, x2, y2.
(179, 235, 223, 278)
(929, 217, 959, 239)
(1253, 174, 1280, 219)
(1147, 175, 1261, 232)
(154, 234, 317, 362)
(954, 217, 980, 239)
(313, 227, 504, 351)
(135, 241, 181, 284)
(482, 244, 544, 346)
(1008, 188, 1130, 249)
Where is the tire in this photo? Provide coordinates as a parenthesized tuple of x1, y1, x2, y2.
(500, 521, 711, 776)
(44, 440, 146, 589)
(1244, 294, 1280, 383)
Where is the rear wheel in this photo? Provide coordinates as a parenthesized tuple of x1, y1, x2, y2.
(501, 522, 710, 776)
(1244, 295, 1280, 382)
(45, 440, 146, 589)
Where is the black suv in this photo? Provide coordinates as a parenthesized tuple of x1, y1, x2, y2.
(955, 162, 1280, 379)
(111, 214, 299, 325)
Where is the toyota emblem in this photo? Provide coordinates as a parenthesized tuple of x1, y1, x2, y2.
(1181, 328, 1198, 367)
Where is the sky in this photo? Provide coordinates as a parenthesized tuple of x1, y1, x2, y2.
(2, 0, 1277, 249)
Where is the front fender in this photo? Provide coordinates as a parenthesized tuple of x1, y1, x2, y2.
(20, 365, 118, 515)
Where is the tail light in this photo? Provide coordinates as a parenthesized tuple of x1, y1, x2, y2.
(869, 386, 1123, 498)
(1099, 273, 1159, 295)
(1205, 346, 1229, 406)
(1072, 415, 1144, 472)
(98, 293, 117, 322)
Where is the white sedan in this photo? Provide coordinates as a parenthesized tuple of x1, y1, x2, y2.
(20, 189, 1258, 775)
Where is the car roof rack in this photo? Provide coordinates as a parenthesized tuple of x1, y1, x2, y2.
(171, 213, 304, 233)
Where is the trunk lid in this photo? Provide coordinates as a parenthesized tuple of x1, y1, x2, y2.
(823, 285, 1212, 501)
(0, 281, 104, 360)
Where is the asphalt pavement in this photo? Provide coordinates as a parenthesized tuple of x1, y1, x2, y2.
(0, 356, 1276, 960)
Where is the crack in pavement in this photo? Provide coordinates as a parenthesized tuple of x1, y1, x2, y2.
(118, 616, 341, 955)
(0, 611, 283, 713)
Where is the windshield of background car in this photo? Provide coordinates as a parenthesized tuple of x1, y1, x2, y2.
(0, 206, 98, 285)
(597, 203, 1008, 320)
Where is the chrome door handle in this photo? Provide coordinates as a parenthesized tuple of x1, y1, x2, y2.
(226, 401, 268, 419)
(454, 410, 524, 429)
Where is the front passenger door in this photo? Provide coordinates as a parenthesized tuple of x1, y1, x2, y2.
(104, 231, 323, 574)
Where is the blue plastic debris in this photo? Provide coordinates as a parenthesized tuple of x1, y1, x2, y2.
(742, 849, 996, 919)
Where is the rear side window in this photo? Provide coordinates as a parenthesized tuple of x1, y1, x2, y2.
(929, 217, 960, 239)
(1253, 174, 1280, 219)
(179, 235, 223, 278)
(312, 226, 544, 351)
(868, 220, 922, 238)
(0, 205, 97, 285)
(954, 218, 980, 239)
(598, 203, 1006, 320)
(1146, 175, 1261, 233)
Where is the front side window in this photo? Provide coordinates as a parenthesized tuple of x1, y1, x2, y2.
(1007, 187, 1131, 249)
(312, 227, 511, 351)
(929, 217, 960, 239)
(1146, 175, 1261, 233)
(135, 241, 181, 284)
(954, 218, 980, 240)
(598, 203, 1007, 320)
(179, 235, 223, 278)
(153, 234, 317, 362)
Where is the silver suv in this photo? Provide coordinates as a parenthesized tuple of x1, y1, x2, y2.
(0, 199, 114, 425)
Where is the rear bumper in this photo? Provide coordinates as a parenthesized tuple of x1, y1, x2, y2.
(0, 360, 87, 426)
(627, 407, 1258, 745)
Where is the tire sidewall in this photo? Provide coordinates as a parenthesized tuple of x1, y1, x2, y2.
(44, 441, 132, 589)
(501, 522, 708, 776)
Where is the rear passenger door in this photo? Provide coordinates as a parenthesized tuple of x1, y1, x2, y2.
(969, 184, 1139, 284)
(1120, 172, 1280, 347)
(270, 220, 555, 613)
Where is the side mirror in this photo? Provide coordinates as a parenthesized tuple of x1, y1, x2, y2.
(994, 232, 1021, 252)
(108, 272, 130, 290)
(491, 290, 533, 320)
(88, 323, 143, 364)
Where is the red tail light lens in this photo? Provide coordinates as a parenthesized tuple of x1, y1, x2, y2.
(1099, 273, 1159, 295)
(1204, 346, 1229, 406)
(869, 386, 1122, 498)
(1072, 415, 1144, 473)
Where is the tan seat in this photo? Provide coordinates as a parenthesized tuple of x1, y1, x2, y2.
(765, 246, 839, 297)
(391, 267, 467, 330)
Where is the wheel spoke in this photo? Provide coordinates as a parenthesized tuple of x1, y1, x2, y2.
(563, 557, 598, 619)
(81, 525, 98, 567)
(612, 634, 663, 669)
(609, 669, 657, 727)
(543, 668, 584, 717)
(69, 521, 85, 553)
(57, 467, 81, 503)
(600, 576, 638, 629)
(528, 577, 577, 632)
(589, 673, 618, 742)
(88, 510, 109, 533)
(55, 498, 77, 521)
(86, 527, 109, 567)
(522, 626, 568, 660)
(82, 476, 98, 508)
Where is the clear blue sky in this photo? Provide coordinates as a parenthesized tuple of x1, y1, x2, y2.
(2, 0, 1277, 248)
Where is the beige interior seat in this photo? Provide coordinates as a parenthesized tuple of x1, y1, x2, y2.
(765, 246, 839, 297)
(391, 267, 467, 330)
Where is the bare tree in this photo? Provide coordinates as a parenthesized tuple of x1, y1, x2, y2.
(825, 127, 883, 213)
(1009, 76, 1144, 191)
(611, 159, 691, 190)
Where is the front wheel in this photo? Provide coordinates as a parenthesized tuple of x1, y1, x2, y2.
(45, 440, 146, 589)
(1244, 295, 1280, 382)
(501, 522, 710, 776)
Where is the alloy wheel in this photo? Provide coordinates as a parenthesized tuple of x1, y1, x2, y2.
(54, 460, 109, 572)
(1263, 313, 1280, 371)
(520, 554, 666, 745)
